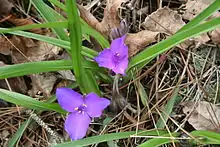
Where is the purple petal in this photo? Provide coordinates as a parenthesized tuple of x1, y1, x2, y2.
(84, 93, 110, 117)
(110, 35, 128, 56)
(94, 49, 114, 69)
(112, 58, 128, 75)
(56, 88, 83, 112)
(65, 113, 91, 140)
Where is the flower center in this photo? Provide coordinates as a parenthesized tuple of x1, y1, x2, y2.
(112, 52, 125, 65)
(74, 103, 87, 114)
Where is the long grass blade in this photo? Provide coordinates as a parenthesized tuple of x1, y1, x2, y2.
(53, 130, 167, 147)
(66, 0, 100, 94)
(0, 88, 65, 114)
(0, 60, 102, 79)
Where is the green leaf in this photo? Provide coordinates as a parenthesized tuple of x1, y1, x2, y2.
(66, 0, 100, 94)
(31, 0, 69, 40)
(53, 130, 167, 147)
(139, 133, 179, 147)
(80, 19, 109, 49)
(32, 0, 109, 48)
(156, 88, 180, 128)
(0, 21, 67, 34)
(2, 30, 98, 58)
(191, 130, 220, 145)
(0, 60, 102, 79)
(48, 0, 66, 11)
(0, 60, 71, 79)
(0, 88, 65, 114)
(137, 82, 148, 106)
(129, 18, 220, 70)
(8, 119, 32, 147)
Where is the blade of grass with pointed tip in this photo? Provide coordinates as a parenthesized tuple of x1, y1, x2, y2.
(156, 88, 180, 128)
(53, 130, 167, 147)
(8, 118, 32, 147)
(128, 18, 220, 70)
(137, 82, 148, 107)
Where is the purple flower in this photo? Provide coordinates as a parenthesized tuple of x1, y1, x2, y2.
(95, 35, 128, 75)
(56, 87, 110, 140)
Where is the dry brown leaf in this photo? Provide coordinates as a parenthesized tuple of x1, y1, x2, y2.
(141, 7, 193, 48)
(210, 28, 220, 44)
(7, 16, 43, 34)
(29, 73, 57, 97)
(125, 30, 159, 56)
(78, 0, 126, 37)
(11, 35, 61, 64)
(182, 101, 220, 132)
(0, 36, 13, 55)
(97, 0, 126, 36)
(142, 7, 212, 47)
(182, 0, 214, 20)
(193, 33, 210, 47)
(142, 7, 185, 35)
(0, 0, 13, 18)
(0, 35, 21, 55)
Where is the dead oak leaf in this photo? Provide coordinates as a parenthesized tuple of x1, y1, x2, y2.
(182, 101, 220, 132)
(0, 35, 20, 55)
(97, 0, 127, 36)
(11, 35, 61, 64)
(125, 30, 159, 56)
(78, 0, 127, 37)
(142, 7, 185, 35)
(142, 7, 211, 48)
(182, 0, 214, 20)
(29, 73, 57, 97)
(210, 28, 220, 44)
(7, 16, 42, 34)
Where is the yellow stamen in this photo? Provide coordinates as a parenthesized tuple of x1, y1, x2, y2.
(82, 103, 87, 107)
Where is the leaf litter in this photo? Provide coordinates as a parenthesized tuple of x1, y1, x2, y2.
(182, 101, 220, 132)
(0, 0, 220, 146)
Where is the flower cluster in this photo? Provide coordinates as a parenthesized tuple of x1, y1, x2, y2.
(56, 36, 128, 141)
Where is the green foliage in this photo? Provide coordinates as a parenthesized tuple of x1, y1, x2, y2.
(156, 88, 181, 128)
(0, 0, 219, 146)
(53, 130, 167, 147)
(0, 88, 65, 114)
